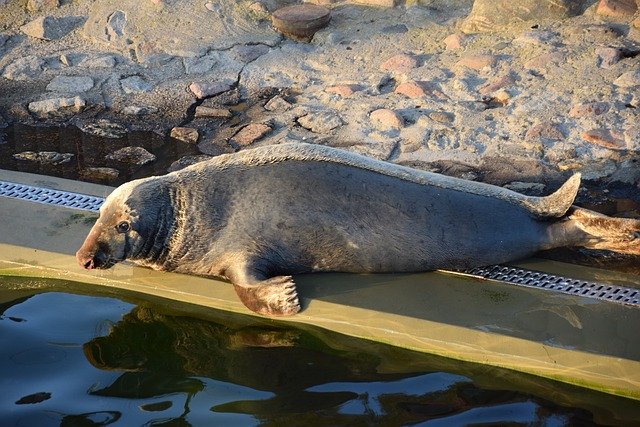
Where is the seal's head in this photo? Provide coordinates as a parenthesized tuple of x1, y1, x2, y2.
(76, 177, 173, 270)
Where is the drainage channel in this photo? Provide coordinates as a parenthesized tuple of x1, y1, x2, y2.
(1, 179, 639, 308)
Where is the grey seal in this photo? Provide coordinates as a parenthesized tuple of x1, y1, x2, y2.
(76, 143, 640, 316)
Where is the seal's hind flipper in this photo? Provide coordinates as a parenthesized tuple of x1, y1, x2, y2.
(523, 173, 581, 218)
(233, 276, 301, 316)
(565, 207, 640, 255)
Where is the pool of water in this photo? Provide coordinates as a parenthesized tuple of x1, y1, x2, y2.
(1, 277, 638, 426)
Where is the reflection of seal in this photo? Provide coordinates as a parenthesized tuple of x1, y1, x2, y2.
(76, 143, 640, 316)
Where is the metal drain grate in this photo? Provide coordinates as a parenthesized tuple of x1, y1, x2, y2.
(2, 179, 638, 307)
(460, 265, 640, 307)
(0, 180, 104, 212)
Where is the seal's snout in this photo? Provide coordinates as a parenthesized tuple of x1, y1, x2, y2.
(76, 251, 95, 270)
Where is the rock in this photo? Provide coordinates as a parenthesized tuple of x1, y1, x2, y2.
(394, 81, 432, 98)
(524, 51, 565, 71)
(79, 55, 116, 68)
(478, 74, 516, 95)
(121, 105, 158, 115)
(525, 122, 564, 142)
(370, 108, 404, 131)
(456, 54, 497, 70)
(297, 111, 344, 133)
(613, 69, 640, 87)
(170, 127, 199, 143)
(106, 146, 156, 165)
(568, 102, 609, 117)
(380, 54, 418, 73)
(428, 111, 454, 124)
(120, 75, 153, 94)
(352, 0, 396, 6)
(26, 0, 59, 12)
(271, 4, 331, 40)
(230, 123, 272, 147)
(168, 155, 212, 173)
(325, 84, 361, 97)
(231, 44, 270, 63)
(596, 0, 637, 17)
(461, 0, 583, 33)
(106, 10, 127, 42)
(195, 106, 233, 118)
(46, 76, 94, 93)
(79, 167, 120, 181)
(13, 151, 73, 165)
(189, 81, 233, 99)
(28, 96, 85, 116)
(443, 33, 469, 50)
(581, 129, 626, 150)
(20, 16, 84, 40)
(81, 120, 127, 138)
(595, 47, 621, 68)
(264, 95, 292, 112)
(2, 56, 44, 81)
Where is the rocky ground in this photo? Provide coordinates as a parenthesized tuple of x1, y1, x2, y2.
(0, 0, 639, 199)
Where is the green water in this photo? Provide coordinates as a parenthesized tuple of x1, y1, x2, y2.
(0, 277, 638, 426)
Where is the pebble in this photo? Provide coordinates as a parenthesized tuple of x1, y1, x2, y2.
(581, 129, 626, 150)
(442, 33, 468, 50)
(168, 155, 212, 173)
(613, 69, 640, 87)
(79, 167, 119, 181)
(106, 146, 156, 165)
(79, 55, 116, 68)
(26, 0, 59, 12)
(170, 127, 199, 143)
(28, 96, 85, 115)
(568, 101, 609, 118)
(122, 105, 158, 115)
(379, 54, 418, 73)
(297, 111, 344, 133)
(195, 106, 233, 118)
(189, 81, 232, 99)
(106, 10, 126, 42)
(353, 0, 396, 6)
(46, 76, 94, 93)
(81, 120, 127, 138)
(20, 16, 83, 41)
(325, 84, 361, 97)
(2, 56, 44, 81)
(456, 54, 497, 70)
(120, 75, 153, 94)
(524, 51, 565, 71)
(370, 108, 404, 131)
(230, 123, 272, 147)
(395, 81, 429, 98)
(595, 47, 621, 68)
(428, 111, 454, 124)
(13, 151, 73, 165)
(263, 95, 292, 112)
(478, 74, 516, 95)
(596, 0, 637, 17)
(525, 122, 565, 142)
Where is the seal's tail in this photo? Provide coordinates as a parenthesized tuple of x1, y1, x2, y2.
(561, 207, 640, 255)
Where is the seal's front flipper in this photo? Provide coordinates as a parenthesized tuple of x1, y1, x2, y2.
(232, 275, 301, 316)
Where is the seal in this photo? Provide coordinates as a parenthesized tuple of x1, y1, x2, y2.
(76, 143, 640, 316)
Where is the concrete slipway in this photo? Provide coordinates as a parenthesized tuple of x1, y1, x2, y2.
(0, 169, 639, 402)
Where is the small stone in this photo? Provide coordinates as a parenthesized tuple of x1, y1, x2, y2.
(79, 167, 119, 181)
(230, 123, 272, 147)
(79, 55, 116, 68)
(325, 84, 361, 97)
(26, 0, 59, 12)
(456, 54, 497, 70)
(595, 47, 621, 68)
(370, 108, 404, 131)
(81, 120, 127, 138)
(568, 102, 609, 118)
(28, 96, 85, 115)
(170, 127, 199, 143)
(195, 106, 233, 118)
(46, 76, 94, 93)
(395, 81, 429, 98)
(2, 56, 44, 81)
(120, 75, 153, 94)
(613, 69, 640, 87)
(189, 81, 232, 99)
(525, 122, 564, 142)
(443, 33, 468, 50)
(168, 155, 212, 173)
(380, 54, 418, 73)
(297, 111, 344, 133)
(428, 111, 454, 124)
(596, 0, 637, 17)
(122, 105, 158, 115)
(59, 53, 84, 67)
(271, 4, 331, 40)
(478, 74, 516, 95)
(352, 0, 395, 6)
(106, 146, 156, 165)
(524, 51, 565, 70)
(263, 95, 292, 111)
(20, 16, 83, 40)
(13, 151, 73, 165)
(106, 10, 126, 42)
(581, 129, 626, 150)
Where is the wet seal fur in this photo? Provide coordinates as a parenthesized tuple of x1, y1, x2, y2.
(77, 143, 640, 316)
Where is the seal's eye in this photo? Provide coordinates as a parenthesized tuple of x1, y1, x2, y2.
(116, 221, 131, 233)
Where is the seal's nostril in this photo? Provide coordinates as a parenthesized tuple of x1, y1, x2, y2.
(83, 258, 94, 270)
